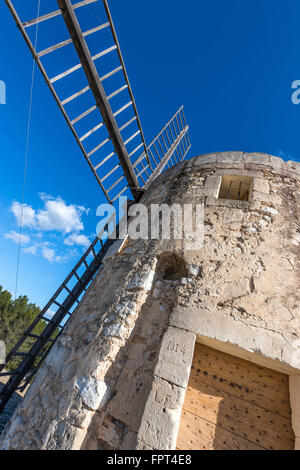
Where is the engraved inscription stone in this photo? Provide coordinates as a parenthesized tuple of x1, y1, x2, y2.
(154, 326, 196, 388)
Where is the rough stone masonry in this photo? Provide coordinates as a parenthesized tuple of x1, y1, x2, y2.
(1, 152, 300, 450)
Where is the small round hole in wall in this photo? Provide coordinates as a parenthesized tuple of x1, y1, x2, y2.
(156, 252, 188, 281)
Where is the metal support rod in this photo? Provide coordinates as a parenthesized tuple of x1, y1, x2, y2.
(227, 181, 233, 199)
(167, 124, 181, 162)
(144, 126, 189, 189)
(165, 127, 179, 163)
(238, 181, 242, 200)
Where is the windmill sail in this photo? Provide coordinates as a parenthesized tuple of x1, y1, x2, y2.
(5, 0, 191, 202)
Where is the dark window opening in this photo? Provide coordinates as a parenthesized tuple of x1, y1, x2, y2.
(218, 175, 252, 201)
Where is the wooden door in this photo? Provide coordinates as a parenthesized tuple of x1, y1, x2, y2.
(177, 343, 294, 450)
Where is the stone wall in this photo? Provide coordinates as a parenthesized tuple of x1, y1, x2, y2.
(1, 152, 300, 450)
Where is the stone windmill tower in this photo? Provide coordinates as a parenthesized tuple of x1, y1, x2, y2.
(1, 1, 300, 451)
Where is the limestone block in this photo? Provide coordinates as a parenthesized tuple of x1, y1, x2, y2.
(103, 323, 127, 339)
(258, 219, 268, 228)
(136, 440, 153, 450)
(186, 157, 196, 168)
(221, 278, 251, 301)
(289, 375, 300, 438)
(269, 155, 284, 172)
(193, 154, 217, 166)
(126, 268, 155, 292)
(246, 227, 257, 234)
(60, 425, 86, 450)
(216, 169, 264, 179)
(216, 152, 245, 169)
(262, 206, 279, 215)
(59, 334, 72, 348)
(69, 408, 93, 430)
(153, 288, 161, 299)
(267, 299, 293, 321)
(252, 191, 282, 205)
(277, 169, 297, 179)
(188, 265, 201, 277)
(169, 306, 295, 369)
(104, 314, 116, 324)
(84, 438, 98, 450)
(185, 186, 205, 200)
(137, 377, 186, 450)
(21, 365, 49, 405)
(121, 430, 138, 450)
(245, 153, 271, 165)
(206, 197, 250, 210)
(286, 160, 300, 176)
(181, 278, 193, 285)
(203, 175, 222, 197)
(46, 344, 71, 376)
(292, 233, 300, 246)
(109, 372, 153, 431)
(41, 420, 57, 449)
(252, 178, 269, 194)
(102, 236, 128, 263)
(216, 151, 244, 163)
(115, 299, 136, 318)
(97, 415, 124, 449)
(0, 415, 24, 449)
(216, 161, 245, 170)
(244, 163, 269, 173)
(125, 342, 149, 372)
(170, 306, 209, 333)
(154, 326, 196, 388)
(223, 208, 243, 230)
(62, 361, 78, 382)
(75, 377, 110, 411)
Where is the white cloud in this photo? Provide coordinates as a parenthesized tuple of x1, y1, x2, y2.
(36, 196, 85, 233)
(5, 230, 30, 245)
(8, 195, 90, 264)
(78, 205, 90, 215)
(24, 245, 38, 255)
(10, 195, 89, 234)
(11, 202, 35, 228)
(23, 242, 74, 263)
(64, 233, 90, 248)
(42, 246, 61, 263)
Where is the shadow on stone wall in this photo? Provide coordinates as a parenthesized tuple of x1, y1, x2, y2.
(82, 252, 187, 450)
(0, 382, 22, 435)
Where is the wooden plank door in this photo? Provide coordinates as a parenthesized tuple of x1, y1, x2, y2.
(177, 343, 294, 450)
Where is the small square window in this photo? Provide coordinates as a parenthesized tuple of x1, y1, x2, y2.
(218, 175, 252, 201)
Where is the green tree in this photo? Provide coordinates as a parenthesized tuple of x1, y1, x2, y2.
(0, 286, 56, 372)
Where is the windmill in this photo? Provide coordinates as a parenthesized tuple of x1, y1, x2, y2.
(0, 0, 191, 414)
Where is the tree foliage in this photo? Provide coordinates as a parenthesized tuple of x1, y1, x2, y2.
(0, 286, 49, 371)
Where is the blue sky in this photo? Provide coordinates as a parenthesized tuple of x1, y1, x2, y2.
(0, 0, 300, 309)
